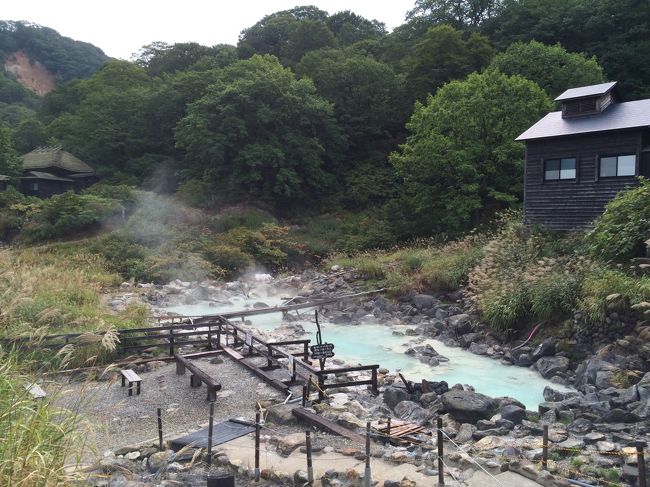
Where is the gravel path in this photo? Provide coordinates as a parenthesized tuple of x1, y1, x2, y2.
(53, 354, 287, 460)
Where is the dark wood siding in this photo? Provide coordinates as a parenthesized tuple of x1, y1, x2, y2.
(524, 130, 642, 231)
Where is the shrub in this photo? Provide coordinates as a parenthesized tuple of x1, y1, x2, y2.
(210, 208, 276, 232)
(0, 352, 81, 485)
(88, 232, 149, 280)
(83, 183, 136, 207)
(18, 192, 122, 243)
(418, 237, 484, 292)
(201, 243, 253, 279)
(586, 178, 650, 261)
(175, 179, 216, 208)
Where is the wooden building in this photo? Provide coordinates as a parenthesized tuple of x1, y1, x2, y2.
(517, 81, 650, 231)
(0, 175, 8, 192)
(17, 146, 98, 198)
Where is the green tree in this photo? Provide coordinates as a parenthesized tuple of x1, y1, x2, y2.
(390, 70, 552, 234)
(281, 20, 337, 66)
(0, 125, 21, 176)
(488, 41, 605, 97)
(482, 0, 650, 99)
(237, 6, 329, 60)
(175, 55, 342, 209)
(134, 42, 237, 76)
(12, 118, 48, 153)
(406, 25, 494, 100)
(326, 11, 386, 46)
(407, 0, 503, 29)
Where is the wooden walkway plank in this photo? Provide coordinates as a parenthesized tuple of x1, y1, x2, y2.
(292, 407, 366, 444)
(222, 346, 290, 394)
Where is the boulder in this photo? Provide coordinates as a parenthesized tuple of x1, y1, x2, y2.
(499, 405, 526, 424)
(469, 343, 489, 355)
(384, 387, 410, 410)
(412, 294, 436, 309)
(575, 358, 620, 389)
(441, 390, 495, 423)
(637, 372, 650, 401)
(337, 412, 365, 430)
(394, 401, 429, 424)
(266, 404, 296, 425)
(532, 338, 557, 360)
(534, 356, 570, 378)
(278, 433, 306, 456)
(448, 314, 472, 335)
(455, 423, 476, 443)
(632, 399, 650, 419)
(147, 451, 170, 473)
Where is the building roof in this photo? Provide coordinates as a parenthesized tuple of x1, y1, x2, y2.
(21, 171, 74, 182)
(0, 175, 9, 181)
(516, 99, 650, 141)
(555, 81, 618, 101)
(21, 146, 95, 174)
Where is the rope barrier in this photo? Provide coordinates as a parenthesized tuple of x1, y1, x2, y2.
(438, 455, 463, 486)
(439, 429, 506, 487)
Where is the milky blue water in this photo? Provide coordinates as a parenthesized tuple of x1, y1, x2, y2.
(165, 297, 569, 409)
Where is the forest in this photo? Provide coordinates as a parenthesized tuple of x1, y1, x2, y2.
(0, 0, 649, 245)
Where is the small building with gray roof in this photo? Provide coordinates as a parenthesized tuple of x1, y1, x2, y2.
(15, 146, 99, 198)
(516, 81, 650, 231)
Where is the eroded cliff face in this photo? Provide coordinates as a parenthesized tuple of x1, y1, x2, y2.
(4, 50, 55, 95)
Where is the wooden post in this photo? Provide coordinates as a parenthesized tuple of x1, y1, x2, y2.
(318, 373, 325, 401)
(303, 341, 309, 361)
(157, 408, 163, 450)
(302, 384, 308, 407)
(207, 403, 214, 465)
(207, 324, 213, 350)
(437, 417, 445, 487)
(364, 421, 371, 487)
(386, 417, 391, 438)
(542, 424, 549, 471)
(267, 345, 273, 367)
(371, 367, 378, 394)
(306, 430, 314, 485)
(254, 411, 261, 481)
(216, 322, 221, 349)
(637, 441, 647, 487)
(169, 327, 175, 356)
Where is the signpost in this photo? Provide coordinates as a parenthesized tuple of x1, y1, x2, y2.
(310, 310, 335, 371)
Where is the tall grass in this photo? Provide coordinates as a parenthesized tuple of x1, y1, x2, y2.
(0, 351, 82, 486)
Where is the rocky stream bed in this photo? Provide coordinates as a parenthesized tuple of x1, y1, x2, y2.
(83, 268, 650, 486)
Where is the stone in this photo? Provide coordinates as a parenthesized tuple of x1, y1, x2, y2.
(532, 338, 557, 360)
(148, 451, 169, 472)
(394, 401, 429, 424)
(597, 441, 617, 452)
(441, 390, 495, 423)
(603, 408, 639, 423)
(557, 438, 584, 450)
(420, 392, 438, 407)
(474, 436, 506, 449)
(584, 432, 605, 444)
(278, 433, 306, 456)
(265, 403, 296, 426)
(632, 398, 650, 419)
(384, 386, 410, 410)
(515, 353, 534, 367)
(115, 446, 140, 456)
(567, 418, 593, 434)
(455, 423, 476, 443)
(534, 356, 570, 378)
(575, 358, 620, 389)
(125, 451, 140, 460)
(412, 294, 436, 309)
(469, 342, 489, 355)
(337, 412, 365, 430)
(499, 405, 526, 424)
(448, 314, 472, 335)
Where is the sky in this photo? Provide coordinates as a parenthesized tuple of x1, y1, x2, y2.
(2, 0, 415, 60)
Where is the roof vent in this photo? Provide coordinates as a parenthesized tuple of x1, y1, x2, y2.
(556, 81, 618, 119)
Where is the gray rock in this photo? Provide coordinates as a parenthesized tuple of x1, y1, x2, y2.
(575, 358, 620, 389)
(469, 342, 489, 355)
(632, 398, 650, 419)
(516, 353, 534, 367)
(499, 405, 526, 424)
(534, 356, 570, 379)
(266, 404, 296, 426)
(412, 294, 436, 309)
(394, 401, 429, 424)
(584, 432, 605, 444)
(636, 372, 650, 401)
(543, 386, 580, 402)
(419, 392, 439, 407)
(603, 408, 639, 423)
(567, 418, 593, 434)
(384, 387, 410, 410)
(448, 314, 472, 335)
(455, 423, 476, 443)
(532, 338, 556, 360)
(148, 451, 170, 472)
(441, 390, 495, 423)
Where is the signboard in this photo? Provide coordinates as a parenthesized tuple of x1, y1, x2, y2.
(310, 343, 335, 360)
(244, 333, 253, 347)
(287, 355, 294, 374)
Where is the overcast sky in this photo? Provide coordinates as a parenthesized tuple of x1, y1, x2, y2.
(2, 1, 415, 60)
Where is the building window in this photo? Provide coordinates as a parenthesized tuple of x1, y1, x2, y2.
(544, 158, 576, 180)
(599, 155, 636, 177)
(32, 182, 39, 191)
